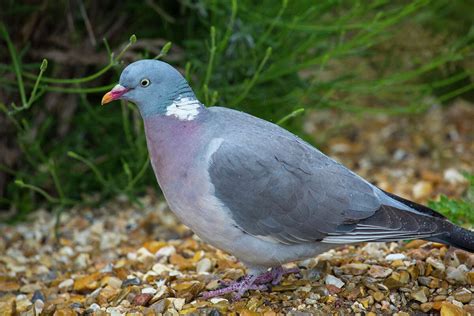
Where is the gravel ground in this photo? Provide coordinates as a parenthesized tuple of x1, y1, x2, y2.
(0, 201, 473, 315)
(0, 103, 472, 315)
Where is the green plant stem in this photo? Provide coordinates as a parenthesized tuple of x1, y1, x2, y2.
(1, 23, 27, 107)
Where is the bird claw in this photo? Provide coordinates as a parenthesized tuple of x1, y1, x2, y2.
(200, 266, 300, 300)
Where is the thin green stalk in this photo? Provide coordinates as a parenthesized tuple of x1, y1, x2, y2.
(217, 0, 237, 52)
(154, 42, 172, 60)
(277, 108, 305, 125)
(22, 34, 136, 84)
(1, 23, 27, 107)
(231, 47, 272, 106)
(14, 180, 59, 204)
(67, 151, 109, 188)
(125, 157, 150, 192)
(203, 26, 217, 105)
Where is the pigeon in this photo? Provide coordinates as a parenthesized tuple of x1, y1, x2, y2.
(102, 59, 474, 299)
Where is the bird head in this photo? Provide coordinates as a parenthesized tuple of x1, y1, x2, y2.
(101, 60, 195, 118)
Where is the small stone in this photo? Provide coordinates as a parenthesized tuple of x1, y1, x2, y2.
(172, 298, 185, 311)
(446, 265, 468, 283)
(103, 276, 122, 289)
(341, 263, 369, 275)
(143, 241, 167, 254)
(32, 290, 45, 303)
(358, 296, 374, 308)
(385, 253, 406, 261)
(34, 299, 45, 314)
(136, 247, 155, 265)
(132, 293, 153, 306)
(368, 265, 393, 278)
(210, 298, 228, 304)
(440, 302, 467, 316)
(384, 272, 408, 289)
(142, 287, 157, 295)
(453, 288, 472, 303)
(410, 288, 428, 303)
(58, 278, 74, 290)
(196, 258, 212, 274)
(373, 291, 384, 302)
(73, 272, 102, 293)
(155, 245, 176, 257)
(420, 302, 433, 312)
(404, 240, 427, 249)
(149, 299, 168, 314)
(426, 257, 445, 272)
(15, 295, 32, 313)
(0, 297, 16, 316)
(412, 181, 433, 199)
(325, 275, 344, 288)
(443, 168, 467, 184)
(19, 283, 41, 293)
(88, 303, 100, 311)
(121, 277, 141, 287)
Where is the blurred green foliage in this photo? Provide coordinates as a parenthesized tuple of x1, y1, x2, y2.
(0, 0, 473, 220)
(428, 174, 474, 226)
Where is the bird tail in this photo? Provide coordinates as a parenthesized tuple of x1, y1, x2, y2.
(427, 221, 474, 253)
(381, 189, 474, 252)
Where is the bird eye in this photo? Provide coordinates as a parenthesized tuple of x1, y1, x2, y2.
(140, 78, 150, 87)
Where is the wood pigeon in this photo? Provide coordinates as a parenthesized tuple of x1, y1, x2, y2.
(102, 60, 474, 299)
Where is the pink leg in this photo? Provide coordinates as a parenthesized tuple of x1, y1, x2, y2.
(201, 266, 300, 300)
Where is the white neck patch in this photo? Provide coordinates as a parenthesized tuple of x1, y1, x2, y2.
(166, 96, 201, 121)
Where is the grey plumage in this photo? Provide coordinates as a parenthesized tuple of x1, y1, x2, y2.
(206, 107, 462, 247)
(103, 60, 474, 282)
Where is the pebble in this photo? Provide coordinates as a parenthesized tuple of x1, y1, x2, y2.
(446, 265, 468, 283)
(453, 288, 472, 303)
(426, 257, 445, 272)
(410, 288, 428, 303)
(412, 181, 433, 199)
(32, 290, 45, 303)
(141, 287, 157, 294)
(341, 263, 369, 275)
(58, 278, 74, 290)
(443, 168, 466, 184)
(440, 302, 466, 316)
(156, 245, 176, 257)
(19, 283, 41, 293)
(196, 258, 212, 273)
(34, 299, 45, 314)
(88, 303, 100, 311)
(172, 298, 186, 311)
(325, 275, 344, 288)
(132, 293, 153, 306)
(368, 265, 393, 278)
(122, 277, 141, 287)
(385, 253, 406, 261)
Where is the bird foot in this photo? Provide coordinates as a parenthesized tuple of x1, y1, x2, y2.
(201, 266, 300, 300)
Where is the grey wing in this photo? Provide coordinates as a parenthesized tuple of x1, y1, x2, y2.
(208, 135, 443, 245)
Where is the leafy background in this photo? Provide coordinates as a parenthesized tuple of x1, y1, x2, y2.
(1, 0, 473, 222)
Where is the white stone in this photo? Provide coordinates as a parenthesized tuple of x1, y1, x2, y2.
(172, 298, 186, 311)
(444, 168, 467, 184)
(385, 253, 406, 261)
(89, 303, 100, 311)
(155, 245, 176, 258)
(196, 258, 212, 274)
(325, 274, 344, 288)
(58, 278, 74, 289)
(141, 287, 157, 294)
(209, 298, 228, 304)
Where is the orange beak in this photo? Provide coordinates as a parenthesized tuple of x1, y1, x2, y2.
(101, 84, 129, 105)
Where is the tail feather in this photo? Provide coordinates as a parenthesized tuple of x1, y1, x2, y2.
(427, 222, 474, 252)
